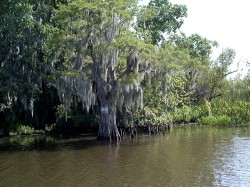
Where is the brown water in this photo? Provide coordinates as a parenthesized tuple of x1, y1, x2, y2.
(0, 126, 250, 187)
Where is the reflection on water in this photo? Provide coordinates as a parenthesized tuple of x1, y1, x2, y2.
(0, 126, 250, 186)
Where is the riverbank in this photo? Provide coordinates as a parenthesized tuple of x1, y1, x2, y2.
(1, 120, 249, 141)
(0, 121, 190, 139)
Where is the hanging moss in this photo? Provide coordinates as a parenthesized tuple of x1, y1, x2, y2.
(56, 75, 95, 118)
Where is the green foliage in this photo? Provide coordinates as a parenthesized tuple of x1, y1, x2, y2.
(9, 124, 36, 136)
(172, 106, 196, 123)
(137, 0, 187, 45)
(55, 104, 67, 119)
(0, 0, 58, 127)
(134, 106, 172, 126)
(215, 48, 236, 69)
(167, 32, 217, 61)
(212, 101, 250, 125)
(1, 0, 249, 138)
(223, 77, 250, 102)
(196, 100, 250, 126)
(45, 124, 56, 133)
(198, 115, 231, 126)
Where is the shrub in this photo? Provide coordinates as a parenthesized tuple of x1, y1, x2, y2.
(212, 101, 250, 125)
(9, 124, 35, 136)
(198, 115, 231, 126)
(135, 107, 172, 126)
(171, 105, 206, 123)
(45, 124, 56, 133)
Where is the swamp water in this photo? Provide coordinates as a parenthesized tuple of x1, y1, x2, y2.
(0, 126, 250, 187)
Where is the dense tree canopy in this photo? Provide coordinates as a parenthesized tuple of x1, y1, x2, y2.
(0, 0, 249, 139)
(136, 0, 187, 45)
(0, 0, 53, 121)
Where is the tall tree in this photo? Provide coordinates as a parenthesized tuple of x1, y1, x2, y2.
(53, 0, 153, 140)
(0, 0, 54, 122)
(167, 32, 218, 63)
(136, 0, 187, 45)
(166, 33, 224, 103)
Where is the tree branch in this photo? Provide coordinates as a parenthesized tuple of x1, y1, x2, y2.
(223, 58, 241, 77)
(223, 69, 238, 77)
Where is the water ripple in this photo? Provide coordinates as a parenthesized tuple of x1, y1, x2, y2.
(1, 127, 250, 186)
(213, 136, 250, 187)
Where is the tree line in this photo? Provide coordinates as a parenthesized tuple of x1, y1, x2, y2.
(0, 0, 249, 140)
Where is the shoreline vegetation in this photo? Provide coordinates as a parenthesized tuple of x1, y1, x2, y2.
(1, 122, 249, 140)
(1, 100, 249, 139)
(0, 0, 249, 141)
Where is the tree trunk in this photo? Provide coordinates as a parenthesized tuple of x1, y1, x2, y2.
(90, 44, 121, 141)
(97, 96, 121, 141)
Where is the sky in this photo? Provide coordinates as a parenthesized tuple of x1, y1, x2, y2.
(140, 0, 250, 77)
